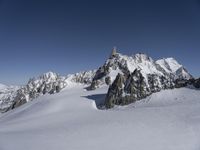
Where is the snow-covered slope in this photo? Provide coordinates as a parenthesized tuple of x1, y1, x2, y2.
(0, 83, 7, 90)
(156, 58, 192, 79)
(156, 57, 182, 73)
(0, 85, 200, 150)
(0, 70, 96, 112)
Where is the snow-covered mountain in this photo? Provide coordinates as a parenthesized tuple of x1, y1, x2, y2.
(0, 70, 96, 112)
(66, 70, 96, 85)
(96, 50, 195, 108)
(89, 49, 192, 90)
(156, 58, 192, 79)
(0, 49, 196, 112)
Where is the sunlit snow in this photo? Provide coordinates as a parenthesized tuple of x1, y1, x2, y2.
(0, 85, 200, 150)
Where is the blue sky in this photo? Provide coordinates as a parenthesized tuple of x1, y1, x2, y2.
(0, 0, 200, 85)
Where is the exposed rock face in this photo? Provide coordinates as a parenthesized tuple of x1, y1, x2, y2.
(193, 78, 200, 88)
(105, 76, 111, 85)
(124, 69, 148, 100)
(6, 72, 67, 111)
(68, 70, 96, 84)
(89, 66, 110, 89)
(105, 70, 199, 108)
(105, 69, 155, 108)
(105, 70, 148, 108)
(105, 73, 125, 108)
(110, 47, 117, 58)
(175, 79, 188, 88)
(0, 85, 19, 112)
(9, 98, 26, 111)
(174, 78, 200, 89)
(105, 69, 177, 108)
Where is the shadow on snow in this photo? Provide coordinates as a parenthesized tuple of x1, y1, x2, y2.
(82, 94, 107, 109)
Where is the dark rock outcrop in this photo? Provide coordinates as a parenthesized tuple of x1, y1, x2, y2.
(124, 69, 148, 100)
(175, 78, 200, 89)
(105, 69, 151, 108)
(105, 73, 125, 108)
(193, 78, 200, 88)
(105, 69, 177, 108)
(105, 76, 111, 85)
(175, 79, 188, 88)
(105, 71, 200, 109)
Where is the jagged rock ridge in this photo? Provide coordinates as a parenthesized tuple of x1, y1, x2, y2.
(105, 72, 199, 108)
(0, 70, 96, 112)
(0, 84, 20, 112)
(89, 49, 192, 90)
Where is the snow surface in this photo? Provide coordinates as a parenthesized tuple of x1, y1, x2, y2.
(156, 58, 182, 73)
(108, 68, 123, 82)
(0, 85, 200, 150)
(0, 84, 7, 90)
(116, 53, 164, 75)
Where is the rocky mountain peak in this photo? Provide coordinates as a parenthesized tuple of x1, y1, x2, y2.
(89, 49, 192, 90)
(41, 71, 58, 80)
(110, 47, 118, 58)
(133, 53, 153, 63)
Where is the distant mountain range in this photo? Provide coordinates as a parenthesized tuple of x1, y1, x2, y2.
(0, 48, 199, 112)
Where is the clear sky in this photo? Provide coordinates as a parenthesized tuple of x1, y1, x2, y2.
(0, 0, 200, 85)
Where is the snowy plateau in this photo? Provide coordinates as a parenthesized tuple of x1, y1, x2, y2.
(0, 50, 200, 150)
